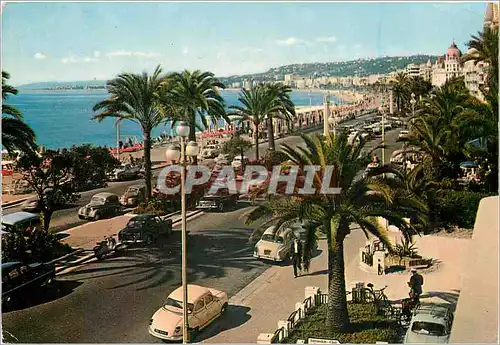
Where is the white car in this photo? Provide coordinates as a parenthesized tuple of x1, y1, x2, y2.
(399, 130, 410, 140)
(254, 226, 293, 262)
(201, 145, 220, 159)
(214, 153, 230, 165)
(231, 155, 248, 169)
(149, 284, 228, 341)
(404, 304, 454, 343)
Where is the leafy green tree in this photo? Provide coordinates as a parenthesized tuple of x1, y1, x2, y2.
(16, 150, 80, 231)
(93, 65, 166, 198)
(390, 72, 409, 114)
(229, 86, 283, 160)
(263, 83, 296, 151)
(245, 132, 427, 331)
(407, 76, 432, 101)
(2, 71, 37, 154)
(163, 70, 228, 164)
(221, 135, 252, 162)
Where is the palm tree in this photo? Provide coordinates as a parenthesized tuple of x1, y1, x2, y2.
(390, 72, 410, 114)
(463, 27, 499, 92)
(92, 65, 166, 198)
(229, 86, 282, 160)
(263, 83, 296, 151)
(245, 132, 427, 331)
(163, 70, 227, 164)
(2, 71, 37, 154)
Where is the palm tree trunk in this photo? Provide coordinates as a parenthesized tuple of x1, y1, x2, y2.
(143, 130, 152, 200)
(189, 124, 198, 165)
(254, 124, 260, 161)
(327, 240, 350, 331)
(267, 116, 275, 151)
(40, 208, 53, 231)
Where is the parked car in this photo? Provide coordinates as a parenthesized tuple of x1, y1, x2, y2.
(404, 304, 454, 343)
(398, 130, 410, 140)
(214, 153, 230, 165)
(201, 145, 220, 159)
(231, 155, 249, 169)
(195, 187, 238, 212)
(2, 261, 56, 307)
(1, 212, 41, 234)
(253, 226, 294, 262)
(149, 284, 228, 341)
(118, 214, 172, 244)
(111, 164, 140, 181)
(78, 192, 121, 221)
(120, 185, 146, 207)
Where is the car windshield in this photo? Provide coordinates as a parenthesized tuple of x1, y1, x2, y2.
(261, 234, 284, 244)
(163, 298, 194, 313)
(90, 196, 105, 204)
(411, 321, 446, 336)
(128, 219, 146, 228)
(126, 188, 140, 195)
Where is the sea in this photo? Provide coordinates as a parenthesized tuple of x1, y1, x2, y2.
(7, 89, 334, 149)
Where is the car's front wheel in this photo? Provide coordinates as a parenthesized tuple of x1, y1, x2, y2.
(221, 303, 228, 315)
(93, 212, 101, 221)
(218, 202, 224, 212)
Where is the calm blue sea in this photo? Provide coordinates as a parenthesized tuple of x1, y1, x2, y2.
(8, 89, 332, 149)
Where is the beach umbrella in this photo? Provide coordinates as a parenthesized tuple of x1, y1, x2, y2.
(460, 161, 479, 168)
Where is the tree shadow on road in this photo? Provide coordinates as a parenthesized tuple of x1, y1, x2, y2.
(61, 228, 270, 292)
(196, 305, 252, 342)
(2, 280, 83, 313)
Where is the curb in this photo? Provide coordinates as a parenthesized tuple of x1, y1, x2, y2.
(2, 197, 30, 208)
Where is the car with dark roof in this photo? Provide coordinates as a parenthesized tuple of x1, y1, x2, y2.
(2, 261, 56, 307)
(118, 214, 173, 244)
(1, 212, 41, 234)
(78, 192, 121, 221)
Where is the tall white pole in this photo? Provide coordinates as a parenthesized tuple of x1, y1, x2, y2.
(323, 95, 329, 137)
(181, 137, 189, 344)
(116, 121, 121, 161)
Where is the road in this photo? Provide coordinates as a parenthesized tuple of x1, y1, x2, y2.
(1, 122, 404, 343)
(3, 112, 391, 234)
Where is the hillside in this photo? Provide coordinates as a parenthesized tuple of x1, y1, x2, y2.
(220, 55, 438, 84)
(17, 55, 438, 89)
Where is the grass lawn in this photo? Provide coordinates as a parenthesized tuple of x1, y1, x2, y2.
(283, 302, 402, 343)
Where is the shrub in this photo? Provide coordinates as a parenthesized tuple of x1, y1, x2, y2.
(2, 230, 73, 264)
(436, 190, 490, 229)
(283, 302, 400, 344)
(134, 196, 180, 216)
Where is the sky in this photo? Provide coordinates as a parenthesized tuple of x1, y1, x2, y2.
(1, 1, 489, 85)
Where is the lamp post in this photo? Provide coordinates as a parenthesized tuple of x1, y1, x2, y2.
(328, 114, 337, 138)
(323, 92, 331, 137)
(407, 93, 417, 173)
(379, 101, 386, 166)
(165, 121, 200, 344)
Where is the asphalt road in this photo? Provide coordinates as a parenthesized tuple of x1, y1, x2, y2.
(1, 122, 404, 344)
(3, 112, 389, 234)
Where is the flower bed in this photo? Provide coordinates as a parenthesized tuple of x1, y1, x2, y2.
(283, 302, 401, 344)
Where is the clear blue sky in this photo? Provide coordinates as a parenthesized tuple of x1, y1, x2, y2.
(1, 1, 488, 85)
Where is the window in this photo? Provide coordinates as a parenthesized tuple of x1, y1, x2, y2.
(8, 269, 19, 279)
(194, 299, 205, 312)
(204, 294, 214, 305)
(411, 321, 446, 336)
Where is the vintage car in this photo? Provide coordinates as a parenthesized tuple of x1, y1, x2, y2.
(195, 187, 238, 212)
(404, 304, 454, 343)
(120, 185, 146, 207)
(149, 284, 228, 341)
(118, 214, 173, 244)
(200, 145, 221, 159)
(78, 192, 121, 221)
(398, 130, 410, 140)
(214, 153, 230, 165)
(2, 261, 56, 307)
(253, 226, 294, 262)
(111, 164, 140, 181)
(1, 212, 41, 234)
(231, 155, 249, 169)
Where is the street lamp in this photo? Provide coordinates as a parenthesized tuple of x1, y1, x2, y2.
(328, 114, 337, 138)
(406, 93, 417, 173)
(165, 121, 199, 344)
(379, 102, 386, 166)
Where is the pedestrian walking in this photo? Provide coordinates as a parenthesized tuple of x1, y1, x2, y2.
(408, 268, 424, 299)
(290, 236, 302, 278)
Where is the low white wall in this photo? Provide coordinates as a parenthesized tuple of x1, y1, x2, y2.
(449, 196, 499, 343)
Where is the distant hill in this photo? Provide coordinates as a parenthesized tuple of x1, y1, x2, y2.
(18, 54, 439, 89)
(219, 55, 438, 84)
(17, 80, 107, 90)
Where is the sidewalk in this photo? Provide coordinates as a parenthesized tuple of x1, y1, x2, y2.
(203, 229, 470, 343)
